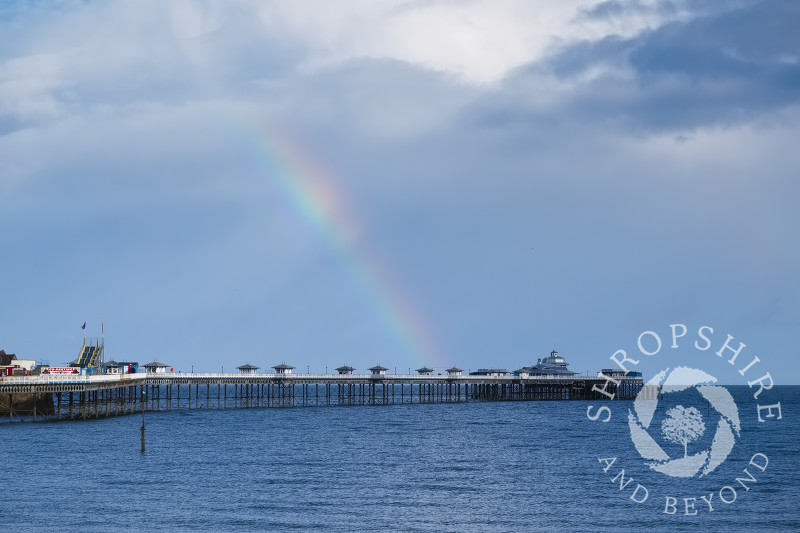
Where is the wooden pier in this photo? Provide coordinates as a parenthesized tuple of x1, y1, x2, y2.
(0, 372, 643, 423)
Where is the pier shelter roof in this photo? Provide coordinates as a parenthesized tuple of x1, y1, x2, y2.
(335, 365, 355, 374)
(368, 365, 388, 375)
(446, 367, 463, 374)
(143, 361, 169, 373)
(272, 363, 294, 374)
(237, 363, 260, 374)
(416, 367, 434, 375)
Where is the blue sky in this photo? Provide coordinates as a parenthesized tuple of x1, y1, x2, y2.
(1, 0, 798, 383)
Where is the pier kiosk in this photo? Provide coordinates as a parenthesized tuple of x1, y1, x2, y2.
(368, 365, 388, 376)
(272, 364, 294, 375)
(237, 364, 260, 374)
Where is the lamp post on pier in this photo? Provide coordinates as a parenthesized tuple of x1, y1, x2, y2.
(141, 388, 146, 452)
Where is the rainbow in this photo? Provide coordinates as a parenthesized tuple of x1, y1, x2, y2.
(237, 129, 445, 370)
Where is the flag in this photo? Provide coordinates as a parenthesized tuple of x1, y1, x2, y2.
(82, 322, 86, 330)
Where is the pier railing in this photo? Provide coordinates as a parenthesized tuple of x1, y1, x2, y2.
(0, 371, 644, 385)
(136, 372, 637, 381)
(0, 374, 147, 385)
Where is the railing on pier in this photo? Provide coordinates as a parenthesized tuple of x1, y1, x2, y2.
(0, 374, 146, 385)
(134, 372, 639, 381)
(0, 372, 645, 384)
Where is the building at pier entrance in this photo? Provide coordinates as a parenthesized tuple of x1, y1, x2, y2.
(101, 361, 138, 374)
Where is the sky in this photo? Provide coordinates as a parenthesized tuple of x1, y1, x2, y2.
(0, 0, 798, 383)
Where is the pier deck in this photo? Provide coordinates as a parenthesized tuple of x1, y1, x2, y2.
(0, 372, 642, 423)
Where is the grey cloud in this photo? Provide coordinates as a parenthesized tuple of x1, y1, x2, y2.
(488, 0, 800, 133)
(0, 2, 304, 134)
(579, 0, 683, 20)
(577, 0, 732, 21)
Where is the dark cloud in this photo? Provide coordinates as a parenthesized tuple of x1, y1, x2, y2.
(489, 0, 800, 132)
(578, 0, 685, 21)
(577, 0, 746, 22)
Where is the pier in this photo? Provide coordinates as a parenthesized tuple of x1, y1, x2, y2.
(0, 372, 643, 423)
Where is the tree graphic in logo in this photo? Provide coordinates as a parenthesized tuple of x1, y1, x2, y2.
(661, 406, 706, 458)
(628, 366, 741, 478)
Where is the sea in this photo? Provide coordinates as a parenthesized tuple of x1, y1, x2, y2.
(1, 386, 798, 532)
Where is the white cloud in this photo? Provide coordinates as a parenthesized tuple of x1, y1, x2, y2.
(0, 52, 68, 123)
(0, 0, 683, 109)
(248, 0, 667, 84)
(0, 0, 711, 148)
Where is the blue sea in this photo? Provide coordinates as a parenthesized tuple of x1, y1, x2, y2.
(1, 386, 798, 531)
